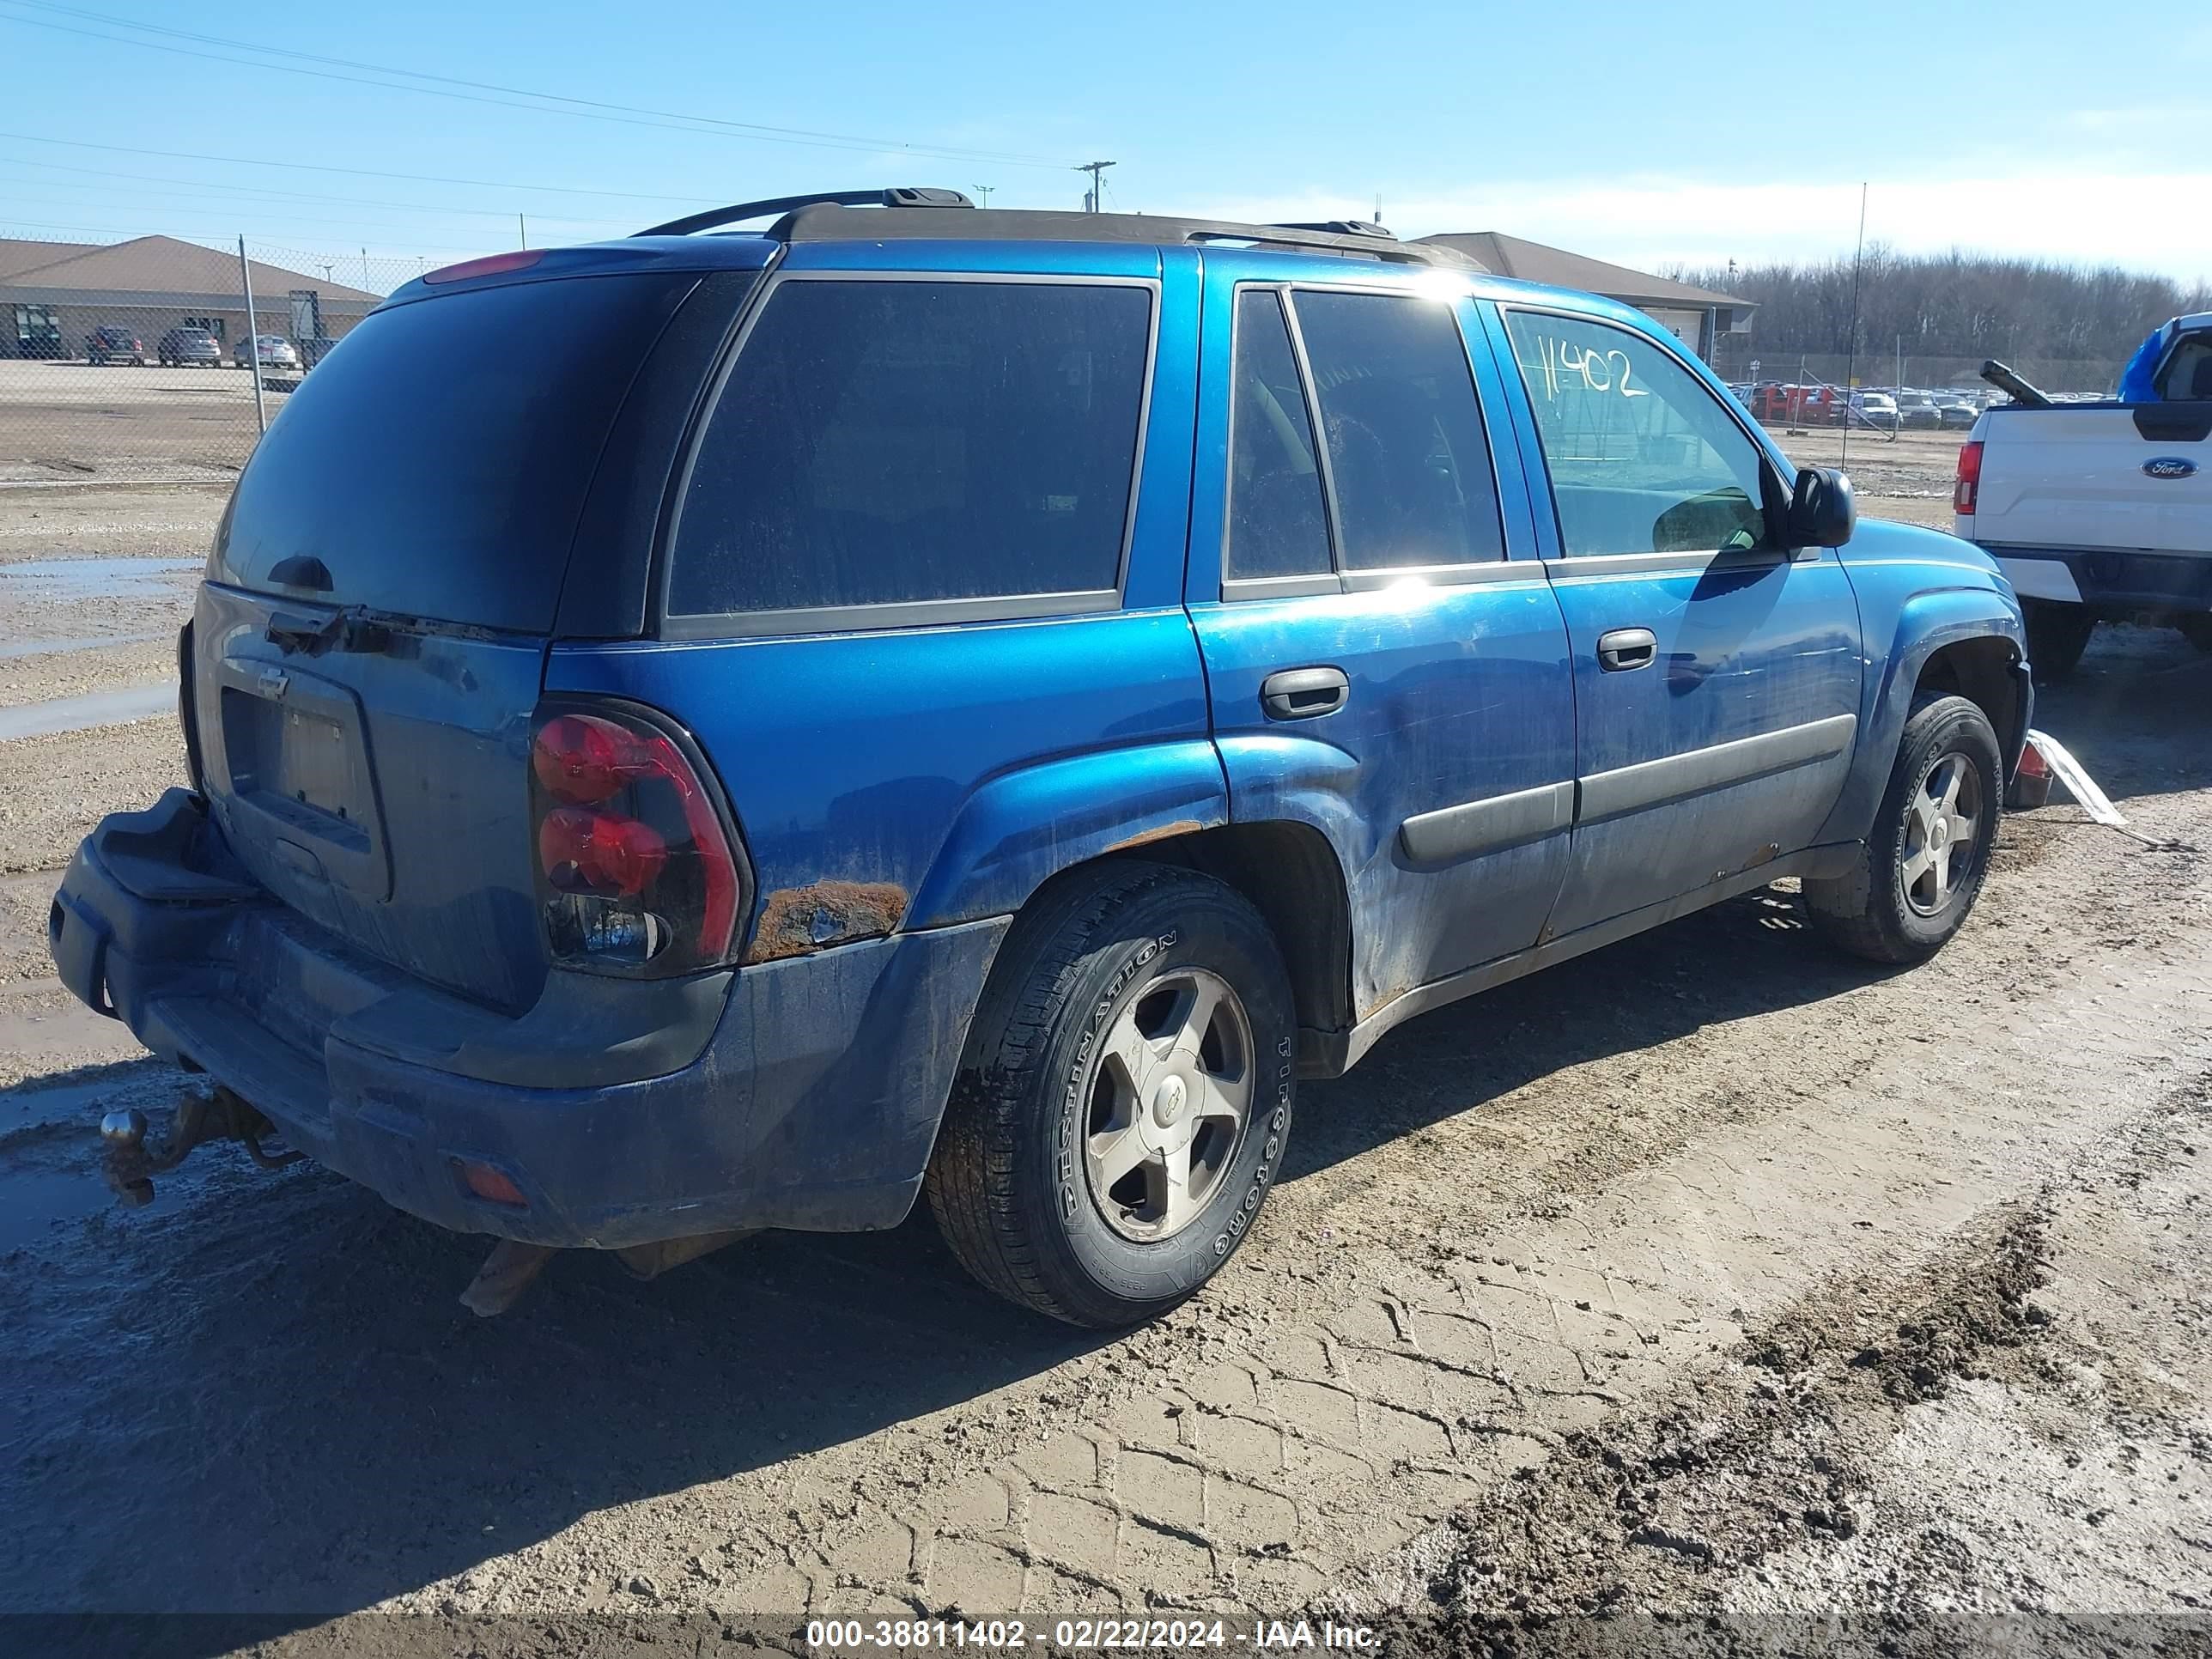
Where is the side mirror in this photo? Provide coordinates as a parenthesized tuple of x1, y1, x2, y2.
(1789, 466, 1856, 548)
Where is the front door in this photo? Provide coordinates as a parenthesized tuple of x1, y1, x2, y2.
(1488, 305, 1863, 937)
(1186, 259, 1578, 1025)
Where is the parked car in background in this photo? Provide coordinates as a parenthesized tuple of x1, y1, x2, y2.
(1936, 394, 1979, 429)
(1848, 390, 1899, 429)
(157, 326, 223, 368)
(84, 325, 143, 366)
(239, 334, 301, 370)
(1893, 391, 1944, 430)
(52, 193, 2030, 1328)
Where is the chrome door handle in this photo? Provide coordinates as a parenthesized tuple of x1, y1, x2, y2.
(1596, 628, 1656, 672)
(1259, 666, 1349, 720)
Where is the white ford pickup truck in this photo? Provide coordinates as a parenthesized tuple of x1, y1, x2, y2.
(1954, 315, 2211, 680)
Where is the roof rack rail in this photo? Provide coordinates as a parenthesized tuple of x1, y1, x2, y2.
(1271, 220, 1396, 240)
(635, 186, 973, 239)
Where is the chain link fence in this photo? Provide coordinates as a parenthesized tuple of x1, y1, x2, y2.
(1706, 344, 2118, 398)
(0, 230, 435, 484)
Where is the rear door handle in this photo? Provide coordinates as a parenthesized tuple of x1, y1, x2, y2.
(1259, 665, 1349, 720)
(1596, 628, 1657, 672)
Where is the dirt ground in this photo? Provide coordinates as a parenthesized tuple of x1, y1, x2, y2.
(1, 481, 2208, 1659)
(0, 362, 276, 484)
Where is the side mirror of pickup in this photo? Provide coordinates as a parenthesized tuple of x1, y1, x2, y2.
(1789, 465, 1856, 548)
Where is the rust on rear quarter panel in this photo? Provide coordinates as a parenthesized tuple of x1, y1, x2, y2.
(744, 879, 910, 963)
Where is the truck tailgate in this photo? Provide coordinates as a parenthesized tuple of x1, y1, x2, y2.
(1972, 406, 2209, 556)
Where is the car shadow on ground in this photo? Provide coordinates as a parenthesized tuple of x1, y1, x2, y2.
(2033, 624, 2212, 803)
(1281, 882, 1898, 1186)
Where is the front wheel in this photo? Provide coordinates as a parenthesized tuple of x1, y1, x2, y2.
(926, 861, 1296, 1328)
(1805, 694, 2002, 964)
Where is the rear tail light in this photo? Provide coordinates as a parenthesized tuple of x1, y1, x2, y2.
(1954, 440, 1983, 514)
(528, 704, 746, 975)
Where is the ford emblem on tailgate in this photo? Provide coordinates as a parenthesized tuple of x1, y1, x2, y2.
(2143, 456, 2198, 479)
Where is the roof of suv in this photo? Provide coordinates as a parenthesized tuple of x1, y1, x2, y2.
(379, 192, 1707, 342)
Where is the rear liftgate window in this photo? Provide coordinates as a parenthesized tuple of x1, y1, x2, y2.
(213, 273, 702, 634)
(668, 280, 1153, 621)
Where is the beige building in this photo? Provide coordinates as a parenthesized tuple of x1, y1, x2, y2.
(2, 234, 383, 361)
(1415, 231, 1755, 362)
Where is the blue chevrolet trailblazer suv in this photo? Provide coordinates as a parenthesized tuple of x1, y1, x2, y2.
(51, 189, 2030, 1327)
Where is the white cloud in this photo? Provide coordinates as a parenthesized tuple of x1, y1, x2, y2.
(1178, 172, 2212, 283)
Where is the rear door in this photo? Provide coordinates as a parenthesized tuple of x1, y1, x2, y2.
(1489, 304, 1863, 936)
(195, 265, 735, 1012)
(1185, 258, 1577, 1023)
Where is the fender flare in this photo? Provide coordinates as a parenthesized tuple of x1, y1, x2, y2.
(902, 739, 1231, 931)
(1817, 584, 2027, 845)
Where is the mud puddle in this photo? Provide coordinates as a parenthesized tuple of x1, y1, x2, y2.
(0, 683, 174, 739)
(0, 631, 160, 661)
(0, 556, 199, 598)
(0, 1079, 180, 1254)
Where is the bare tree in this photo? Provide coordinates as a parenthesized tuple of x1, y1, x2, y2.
(1681, 246, 2212, 390)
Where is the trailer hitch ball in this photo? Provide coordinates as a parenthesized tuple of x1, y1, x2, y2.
(101, 1109, 149, 1148)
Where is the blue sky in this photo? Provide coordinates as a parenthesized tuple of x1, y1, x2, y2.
(3, 0, 2207, 285)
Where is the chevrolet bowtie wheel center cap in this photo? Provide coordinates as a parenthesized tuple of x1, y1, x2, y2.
(1152, 1074, 1188, 1129)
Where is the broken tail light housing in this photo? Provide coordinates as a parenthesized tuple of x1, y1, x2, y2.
(1954, 440, 1982, 515)
(528, 702, 747, 976)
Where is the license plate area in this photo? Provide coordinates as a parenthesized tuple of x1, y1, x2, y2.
(216, 658, 392, 900)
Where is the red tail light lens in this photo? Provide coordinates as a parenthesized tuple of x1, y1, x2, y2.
(422, 248, 546, 285)
(528, 707, 744, 975)
(1954, 440, 1983, 514)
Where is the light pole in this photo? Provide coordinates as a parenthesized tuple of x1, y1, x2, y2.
(974, 185, 994, 208)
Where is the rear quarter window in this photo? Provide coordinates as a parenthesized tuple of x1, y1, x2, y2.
(667, 278, 1154, 623)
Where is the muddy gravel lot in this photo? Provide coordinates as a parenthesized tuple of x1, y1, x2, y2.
(1, 481, 2209, 1659)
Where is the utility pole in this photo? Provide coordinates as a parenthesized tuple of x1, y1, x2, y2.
(519, 213, 527, 249)
(974, 185, 994, 208)
(1079, 161, 1115, 213)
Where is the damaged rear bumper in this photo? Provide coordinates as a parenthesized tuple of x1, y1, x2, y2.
(49, 789, 1006, 1248)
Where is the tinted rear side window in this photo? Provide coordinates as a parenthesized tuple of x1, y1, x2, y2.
(1292, 290, 1504, 570)
(212, 273, 700, 633)
(668, 279, 1152, 620)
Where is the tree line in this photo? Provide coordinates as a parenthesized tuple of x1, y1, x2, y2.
(1671, 245, 2212, 371)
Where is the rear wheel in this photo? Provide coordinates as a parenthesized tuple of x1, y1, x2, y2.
(1806, 694, 2002, 964)
(2022, 599, 2094, 682)
(926, 861, 1295, 1328)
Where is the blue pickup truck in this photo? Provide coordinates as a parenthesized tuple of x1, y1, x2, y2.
(50, 191, 2029, 1327)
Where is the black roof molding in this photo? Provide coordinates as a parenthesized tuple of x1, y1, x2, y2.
(760, 204, 1484, 267)
(636, 187, 972, 239)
